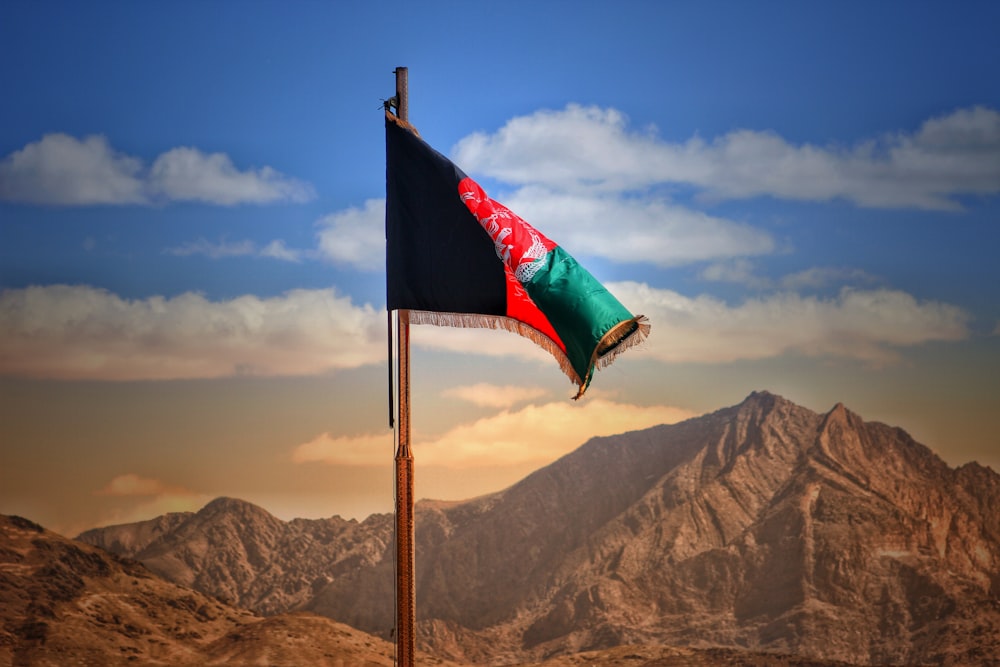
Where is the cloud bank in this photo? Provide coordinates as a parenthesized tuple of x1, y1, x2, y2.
(0, 284, 383, 380)
(612, 281, 969, 366)
(0, 279, 969, 380)
(0, 133, 315, 206)
(454, 104, 1000, 210)
(327, 106, 1000, 273)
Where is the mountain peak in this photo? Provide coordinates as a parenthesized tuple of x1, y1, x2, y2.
(198, 496, 275, 520)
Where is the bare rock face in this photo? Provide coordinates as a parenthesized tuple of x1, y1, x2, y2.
(79, 495, 395, 616)
(78, 392, 1000, 665)
(0, 512, 248, 666)
(0, 513, 422, 666)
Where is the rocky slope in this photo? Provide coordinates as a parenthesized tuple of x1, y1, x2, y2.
(0, 512, 453, 666)
(78, 495, 395, 617)
(78, 391, 1000, 665)
(2, 511, 854, 667)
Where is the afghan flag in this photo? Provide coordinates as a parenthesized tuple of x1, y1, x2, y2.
(385, 113, 649, 399)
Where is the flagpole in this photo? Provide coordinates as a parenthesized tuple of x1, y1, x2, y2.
(391, 66, 416, 667)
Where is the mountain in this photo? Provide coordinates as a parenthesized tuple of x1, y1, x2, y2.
(78, 495, 395, 616)
(77, 391, 1000, 665)
(0, 513, 409, 666)
(2, 511, 851, 667)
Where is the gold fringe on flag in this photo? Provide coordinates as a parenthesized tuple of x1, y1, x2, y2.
(408, 310, 583, 389)
(408, 310, 649, 400)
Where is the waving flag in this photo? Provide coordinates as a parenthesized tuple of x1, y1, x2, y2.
(385, 114, 648, 398)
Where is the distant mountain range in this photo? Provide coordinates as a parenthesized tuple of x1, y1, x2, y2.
(48, 392, 1000, 664)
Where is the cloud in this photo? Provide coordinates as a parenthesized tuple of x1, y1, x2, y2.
(166, 238, 258, 259)
(391, 280, 969, 369)
(453, 104, 1000, 210)
(91, 492, 212, 530)
(699, 258, 769, 289)
(88, 473, 211, 529)
(410, 325, 553, 363)
(292, 399, 697, 468)
(165, 237, 305, 262)
(260, 240, 303, 262)
(95, 473, 192, 497)
(0, 284, 384, 380)
(700, 260, 879, 291)
(0, 134, 145, 205)
(502, 187, 775, 266)
(777, 267, 879, 291)
(149, 147, 314, 205)
(315, 188, 773, 270)
(0, 133, 314, 206)
(292, 431, 394, 467)
(610, 281, 970, 365)
(315, 198, 386, 271)
(0, 277, 969, 382)
(441, 383, 549, 408)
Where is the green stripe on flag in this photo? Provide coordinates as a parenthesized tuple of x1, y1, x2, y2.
(524, 246, 637, 393)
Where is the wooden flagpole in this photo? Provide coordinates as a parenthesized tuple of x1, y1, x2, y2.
(391, 66, 416, 667)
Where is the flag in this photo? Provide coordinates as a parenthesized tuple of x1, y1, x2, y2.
(385, 113, 648, 398)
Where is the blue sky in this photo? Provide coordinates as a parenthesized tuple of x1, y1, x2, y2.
(2, 1, 999, 535)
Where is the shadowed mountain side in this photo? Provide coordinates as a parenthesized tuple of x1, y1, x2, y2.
(79, 392, 1000, 665)
(0, 514, 459, 666)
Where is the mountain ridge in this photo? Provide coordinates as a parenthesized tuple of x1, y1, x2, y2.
(76, 391, 1000, 665)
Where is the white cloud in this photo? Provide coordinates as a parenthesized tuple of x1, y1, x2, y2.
(503, 187, 775, 266)
(610, 281, 970, 365)
(148, 147, 314, 205)
(441, 383, 549, 408)
(453, 104, 1000, 210)
(315, 186, 774, 270)
(0, 277, 969, 382)
(0, 134, 315, 206)
(260, 239, 304, 262)
(0, 284, 384, 380)
(165, 237, 305, 262)
(402, 281, 968, 368)
(292, 399, 697, 468)
(699, 258, 768, 288)
(315, 198, 386, 271)
(0, 133, 145, 205)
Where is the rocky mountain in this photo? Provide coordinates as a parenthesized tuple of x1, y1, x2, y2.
(2, 511, 852, 667)
(0, 513, 415, 666)
(77, 391, 1000, 665)
(78, 495, 395, 617)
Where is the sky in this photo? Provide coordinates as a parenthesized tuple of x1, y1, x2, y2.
(1, 1, 999, 537)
